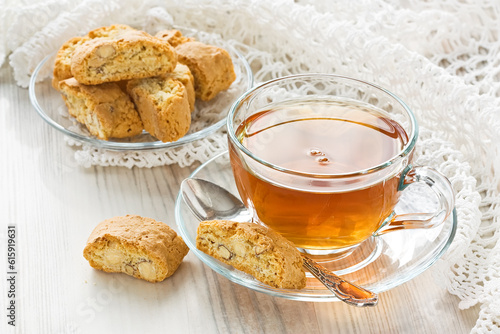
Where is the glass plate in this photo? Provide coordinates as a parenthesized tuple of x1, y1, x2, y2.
(175, 151, 457, 302)
(29, 28, 253, 151)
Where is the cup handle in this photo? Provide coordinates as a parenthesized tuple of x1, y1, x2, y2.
(375, 165, 455, 236)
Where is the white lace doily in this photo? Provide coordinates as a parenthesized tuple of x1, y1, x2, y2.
(3, 1, 500, 332)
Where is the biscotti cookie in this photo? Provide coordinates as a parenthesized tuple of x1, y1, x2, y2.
(71, 30, 177, 85)
(155, 29, 195, 47)
(83, 215, 189, 283)
(52, 24, 136, 89)
(175, 41, 236, 101)
(196, 220, 306, 289)
(59, 78, 143, 140)
(52, 37, 89, 89)
(127, 75, 191, 142)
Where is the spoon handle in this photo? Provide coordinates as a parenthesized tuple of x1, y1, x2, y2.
(301, 255, 378, 307)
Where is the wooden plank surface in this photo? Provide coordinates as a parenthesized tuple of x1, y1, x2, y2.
(0, 63, 480, 334)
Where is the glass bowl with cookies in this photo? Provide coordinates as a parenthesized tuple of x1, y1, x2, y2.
(29, 24, 253, 150)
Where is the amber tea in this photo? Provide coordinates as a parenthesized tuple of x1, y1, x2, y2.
(229, 98, 409, 250)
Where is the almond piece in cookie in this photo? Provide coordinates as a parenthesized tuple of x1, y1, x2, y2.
(71, 30, 177, 85)
(58, 78, 143, 140)
(127, 75, 191, 142)
(196, 220, 306, 289)
(83, 215, 189, 282)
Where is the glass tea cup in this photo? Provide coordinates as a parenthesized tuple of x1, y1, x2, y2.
(227, 74, 455, 256)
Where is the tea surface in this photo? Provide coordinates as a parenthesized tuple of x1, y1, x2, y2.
(237, 99, 407, 174)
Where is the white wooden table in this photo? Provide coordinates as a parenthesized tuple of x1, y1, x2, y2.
(0, 63, 480, 334)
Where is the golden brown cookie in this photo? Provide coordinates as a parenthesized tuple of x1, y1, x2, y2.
(127, 75, 191, 142)
(52, 36, 90, 89)
(175, 41, 236, 101)
(71, 30, 177, 85)
(52, 24, 136, 89)
(83, 215, 189, 283)
(196, 220, 306, 289)
(155, 29, 195, 47)
(59, 78, 143, 140)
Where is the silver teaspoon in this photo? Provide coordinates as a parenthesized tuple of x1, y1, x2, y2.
(181, 177, 378, 307)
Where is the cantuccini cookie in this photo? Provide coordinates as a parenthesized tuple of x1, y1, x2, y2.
(71, 30, 177, 85)
(127, 75, 191, 142)
(174, 41, 236, 101)
(196, 220, 306, 289)
(52, 24, 136, 89)
(59, 78, 143, 140)
(83, 215, 189, 283)
(52, 36, 89, 89)
(155, 29, 195, 47)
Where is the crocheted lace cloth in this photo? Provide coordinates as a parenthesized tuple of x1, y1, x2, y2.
(3, 0, 500, 332)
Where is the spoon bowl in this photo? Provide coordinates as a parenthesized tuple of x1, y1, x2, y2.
(181, 178, 252, 223)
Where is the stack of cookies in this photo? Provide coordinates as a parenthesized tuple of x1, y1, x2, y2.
(53, 24, 236, 142)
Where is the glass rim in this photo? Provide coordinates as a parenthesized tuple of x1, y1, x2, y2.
(227, 73, 419, 179)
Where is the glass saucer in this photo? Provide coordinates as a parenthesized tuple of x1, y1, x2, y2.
(29, 28, 253, 151)
(174, 151, 457, 302)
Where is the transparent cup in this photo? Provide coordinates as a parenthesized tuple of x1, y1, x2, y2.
(227, 74, 455, 257)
